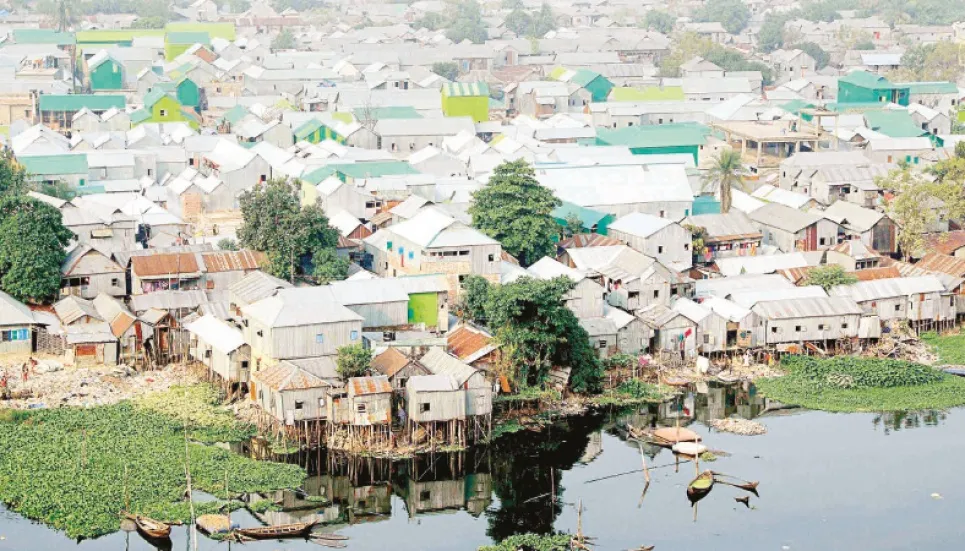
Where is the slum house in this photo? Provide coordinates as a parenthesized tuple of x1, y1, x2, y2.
(395, 274, 450, 332)
(130, 252, 203, 294)
(578, 317, 620, 359)
(522, 257, 606, 319)
(328, 279, 410, 330)
(446, 323, 500, 374)
(327, 376, 394, 450)
(251, 362, 333, 442)
(683, 212, 762, 263)
(0, 291, 45, 354)
(808, 164, 889, 208)
(899, 253, 965, 315)
(635, 303, 698, 361)
(672, 297, 729, 354)
(752, 296, 864, 347)
(826, 240, 883, 271)
(60, 244, 127, 299)
(363, 209, 502, 301)
(750, 203, 840, 252)
(185, 314, 250, 387)
(699, 296, 764, 349)
(92, 293, 139, 365)
(821, 201, 898, 255)
(199, 250, 266, 290)
(404, 374, 466, 440)
(562, 245, 690, 311)
(829, 276, 954, 328)
(241, 286, 365, 368)
(65, 322, 118, 367)
(607, 212, 693, 272)
(371, 347, 430, 391)
(227, 270, 293, 314)
(53, 296, 102, 327)
(419, 347, 493, 441)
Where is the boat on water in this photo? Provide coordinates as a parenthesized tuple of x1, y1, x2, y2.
(235, 521, 318, 540)
(687, 470, 715, 505)
(124, 514, 172, 540)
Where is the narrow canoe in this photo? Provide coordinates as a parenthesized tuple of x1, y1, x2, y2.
(687, 470, 715, 504)
(235, 521, 317, 540)
(125, 514, 172, 540)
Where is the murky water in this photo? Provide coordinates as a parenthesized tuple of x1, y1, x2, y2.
(1, 384, 963, 550)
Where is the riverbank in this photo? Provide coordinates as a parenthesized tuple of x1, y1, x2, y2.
(0, 384, 304, 539)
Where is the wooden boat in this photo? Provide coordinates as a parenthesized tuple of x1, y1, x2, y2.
(124, 514, 172, 540)
(687, 470, 715, 505)
(652, 426, 701, 447)
(672, 441, 707, 457)
(235, 521, 317, 540)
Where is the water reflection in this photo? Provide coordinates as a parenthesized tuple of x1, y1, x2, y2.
(872, 410, 947, 434)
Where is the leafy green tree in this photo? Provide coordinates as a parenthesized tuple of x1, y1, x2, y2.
(336, 344, 372, 380)
(758, 12, 791, 52)
(458, 274, 492, 322)
(271, 28, 296, 50)
(692, 0, 750, 34)
(238, 179, 340, 281)
(446, 0, 488, 44)
(563, 213, 584, 238)
(130, 15, 166, 28)
(531, 3, 556, 36)
(414, 11, 446, 30)
(469, 159, 561, 267)
(464, 276, 603, 393)
(853, 40, 875, 50)
(803, 265, 858, 291)
(793, 42, 830, 69)
(38, 180, 75, 201)
(504, 8, 533, 36)
(703, 149, 747, 214)
(313, 248, 349, 284)
(642, 9, 676, 34)
(880, 166, 965, 259)
(658, 32, 713, 77)
(431, 61, 460, 81)
(0, 151, 28, 198)
(134, 0, 170, 24)
(892, 42, 962, 82)
(217, 238, 238, 251)
(0, 196, 73, 303)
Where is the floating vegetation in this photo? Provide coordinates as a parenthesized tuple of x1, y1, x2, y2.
(488, 419, 525, 442)
(135, 385, 255, 443)
(248, 499, 282, 513)
(478, 533, 574, 551)
(700, 451, 719, 462)
(921, 331, 965, 364)
(591, 379, 674, 407)
(0, 385, 304, 539)
(756, 356, 965, 412)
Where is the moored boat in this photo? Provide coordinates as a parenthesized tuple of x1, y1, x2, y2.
(235, 521, 317, 540)
(686, 470, 715, 505)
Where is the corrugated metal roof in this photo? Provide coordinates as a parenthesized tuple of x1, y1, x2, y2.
(609, 212, 674, 238)
(915, 253, 965, 277)
(732, 285, 827, 308)
(228, 271, 292, 306)
(242, 287, 363, 328)
(752, 296, 862, 319)
(854, 266, 902, 281)
(53, 296, 101, 326)
(65, 322, 116, 344)
(443, 81, 491, 97)
(684, 212, 761, 241)
(200, 250, 264, 273)
(329, 279, 410, 306)
(395, 274, 448, 295)
(131, 253, 200, 277)
(925, 231, 965, 255)
(716, 253, 811, 277)
(407, 374, 459, 392)
(372, 347, 415, 378)
(447, 324, 496, 362)
(254, 363, 328, 391)
(350, 375, 393, 395)
(38, 94, 126, 112)
(419, 348, 478, 386)
(749, 203, 823, 233)
(829, 275, 946, 302)
(20, 154, 88, 176)
(185, 315, 245, 354)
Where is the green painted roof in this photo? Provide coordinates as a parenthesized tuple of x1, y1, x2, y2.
(302, 161, 419, 185)
(293, 118, 324, 140)
(220, 105, 251, 125)
(143, 89, 169, 108)
(610, 86, 684, 102)
(780, 99, 816, 114)
(166, 31, 210, 45)
(165, 22, 236, 40)
(552, 201, 611, 227)
(76, 29, 166, 43)
(20, 154, 88, 176)
(596, 123, 709, 148)
(129, 108, 151, 124)
(12, 29, 75, 45)
(39, 94, 126, 112)
(901, 81, 959, 95)
(351, 106, 422, 120)
(442, 81, 490, 98)
(863, 110, 928, 138)
(840, 70, 903, 90)
(570, 69, 603, 88)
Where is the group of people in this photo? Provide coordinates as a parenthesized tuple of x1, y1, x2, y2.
(0, 358, 36, 398)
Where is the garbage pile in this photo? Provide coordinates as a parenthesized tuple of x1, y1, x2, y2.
(709, 417, 767, 436)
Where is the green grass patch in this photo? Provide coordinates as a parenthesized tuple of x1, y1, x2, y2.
(590, 379, 674, 407)
(494, 386, 562, 404)
(488, 419, 525, 442)
(0, 385, 304, 539)
(756, 355, 965, 412)
(249, 499, 282, 513)
(921, 331, 965, 364)
(479, 533, 574, 551)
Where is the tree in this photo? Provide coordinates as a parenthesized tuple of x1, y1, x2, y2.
(531, 3, 556, 36)
(563, 213, 584, 238)
(854, 40, 875, 50)
(793, 42, 830, 69)
(642, 9, 675, 34)
(414, 11, 446, 30)
(803, 265, 858, 291)
(38, 180, 75, 202)
(237, 179, 340, 281)
(0, 151, 28, 199)
(658, 32, 713, 77)
(431, 61, 460, 81)
(458, 275, 492, 322)
(469, 159, 561, 267)
(217, 238, 238, 251)
(0, 196, 73, 303)
(462, 276, 603, 393)
(313, 248, 349, 284)
(272, 28, 296, 50)
(893, 42, 962, 82)
(692, 0, 750, 34)
(880, 166, 965, 259)
(703, 149, 747, 213)
(758, 12, 791, 52)
(336, 344, 372, 380)
(130, 15, 167, 29)
(504, 8, 533, 36)
(446, 0, 488, 44)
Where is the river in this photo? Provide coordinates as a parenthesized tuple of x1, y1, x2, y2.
(1, 383, 963, 551)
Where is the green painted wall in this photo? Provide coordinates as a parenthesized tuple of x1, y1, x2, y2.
(164, 43, 192, 61)
(176, 79, 200, 111)
(584, 76, 613, 103)
(441, 95, 489, 123)
(90, 59, 123, 90)
(629, 144, 699, 165)
(408, 293, 438, 327)
(838, 81, 909, 106)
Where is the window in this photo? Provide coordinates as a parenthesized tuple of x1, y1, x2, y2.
(204, 349, 212, 358)
(659, 210, 665, 218)
(256, 330, 263, 337)
(488, 254, 495, 262)
(771, 327, 778, 334)
(350, 330, 359, 341)
(357, 404, 366, 413)
(386, 241, 393, 250)
(420, 403, 431, 413)
(818, 324, 825, 330)
(315, 334, 324, 344)
(819, 238, 827, 245)
(658, 246, 664, 254)
(318, 397, 326, 408)
(1, 329, 28, 342)
(295, 401, 304, 410)
(241, 361, 249, 370)
(147, 169, 152, 176)
(895, 304, 901, 311)
(703, 334, 710, 344)
(795, 325, 803, 332)
(408, 251, 414, 260)
(628, 291, 639, 299)
(841, 323, 849, 329)
(160, 109, 168, 117)
(260, 174, 267, 182)
(653, 290, 659, 299)
(111, 278, 120, 287)
(684, 243, 689, 251)
(420, 490, 431, 501)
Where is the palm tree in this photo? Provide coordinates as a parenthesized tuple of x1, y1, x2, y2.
(703, 149, 747, 214)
